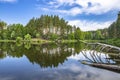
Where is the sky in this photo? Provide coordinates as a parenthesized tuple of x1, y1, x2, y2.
(0, 0, 120, 31)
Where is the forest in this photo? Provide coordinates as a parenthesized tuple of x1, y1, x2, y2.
(0, 13, 120, 44)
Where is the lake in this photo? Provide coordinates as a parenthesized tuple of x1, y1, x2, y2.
(0, 42, 120, 80)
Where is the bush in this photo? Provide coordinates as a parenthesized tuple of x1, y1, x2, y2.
(36, 33, 40, 38)
(16, 37, 23, 43)
(24, 34, 31, 41)
(68, 33, 74, 40)
(24, 42, 31, 49)
(50, 33, 58, 40)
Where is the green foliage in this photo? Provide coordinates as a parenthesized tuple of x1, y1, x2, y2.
(1, 30, 8, 39)
(0, 15, 78, 40)
(24, 34, 31, 41)
(0, 20, 7, 30)
(107, 13, 120, 39)
(24, 42, 31, 49)
(2, 13, 120, 41)
(50, 33, 58, 40)
(68, 33, 74, 40)
(26, 15, 76, 40)
(74, 27, 84, 40)
(95, 30, 103, 40)
(74, 42, 84, 54)
(84, 32, 92, 40)
(7, 24, 25, 40)
(36, 33, 41, 38)
(100, 39, 120, 47)
(116, 14, 120, 38)
(16, 37, 23, 43)
(83, 13, 120, 40)
(25, 17, 36, 37)
(16, 42, 23, 47)
(11, 31, 16, 39)
(108, 22, 117, 38)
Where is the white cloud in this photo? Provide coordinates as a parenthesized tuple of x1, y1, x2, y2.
(68, 20, 112, 31)
(37, 6, 82, 16)
(44, 0, 120, 15)
(56, 7, 82, 16)
(0, 0, 17, 3)
(83, 0, 120, 14)
(36, 0, 116, 31)
(48, 0, 75, 6)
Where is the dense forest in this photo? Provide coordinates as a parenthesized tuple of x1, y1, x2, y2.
(0, 13, 120, 41)
(0, 15, 83, 41)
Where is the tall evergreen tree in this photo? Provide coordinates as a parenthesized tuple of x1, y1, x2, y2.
(74, 27, 84, 40)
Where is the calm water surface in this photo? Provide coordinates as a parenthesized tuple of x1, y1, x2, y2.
(0, 42, 120, 80)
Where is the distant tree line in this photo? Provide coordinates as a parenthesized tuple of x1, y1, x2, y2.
(0, 15, 84, 41)
(83, 12, 120, 40)
(108, 13, 120, 39)
(0, 13, 120, 41)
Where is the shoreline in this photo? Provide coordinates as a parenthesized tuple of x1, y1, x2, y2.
(0, 39, 78, 44)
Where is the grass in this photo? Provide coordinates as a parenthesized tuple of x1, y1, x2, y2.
(0, 38, 51, 44)
(0, 39, 78, 44)
(1, 39, 119, 47)
(0, 40, 16, 43)
(99, 39, 120, 47)
(61, 40, 78, 43)
(85, 39, 120, 47)
(31, 38, 53, 45)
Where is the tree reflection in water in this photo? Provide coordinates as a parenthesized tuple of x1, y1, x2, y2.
(0, 42, 84, 68)
(0, 42, 120, 73)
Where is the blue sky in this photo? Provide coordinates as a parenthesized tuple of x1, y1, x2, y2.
(0, 0, 120, 31)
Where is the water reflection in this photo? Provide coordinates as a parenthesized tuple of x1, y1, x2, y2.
(0, 42, 120, 80)
(0, 42, 120, 69)
(79, 43, 120, 73)
(0, 42, 85, 68)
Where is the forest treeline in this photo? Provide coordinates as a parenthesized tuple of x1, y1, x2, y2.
(0, 13, 120, 41)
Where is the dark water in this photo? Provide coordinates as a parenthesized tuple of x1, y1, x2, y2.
(0, 42, 120, 80)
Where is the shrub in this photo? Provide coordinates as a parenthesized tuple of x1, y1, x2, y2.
(24, 34, 31, 41)
(50, 33, 58, 40)
(16, 37, 23, 43)
(36, 33, 40, 38)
